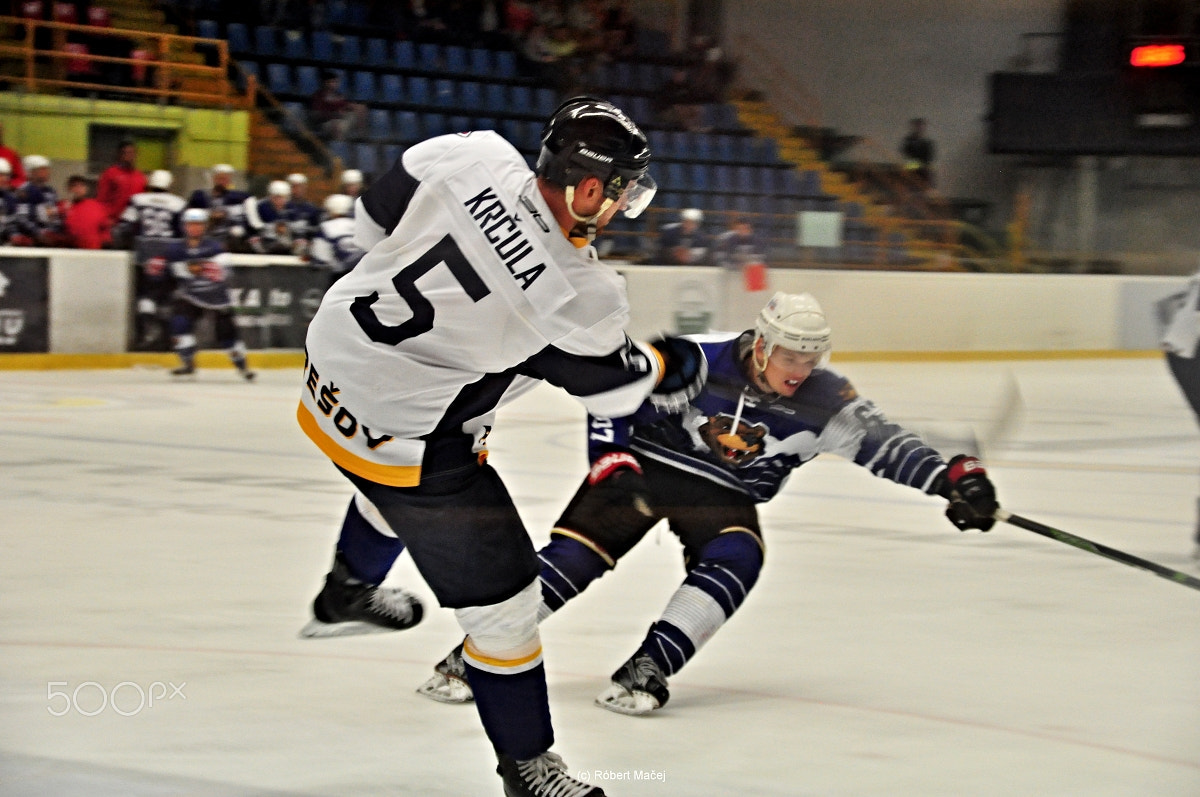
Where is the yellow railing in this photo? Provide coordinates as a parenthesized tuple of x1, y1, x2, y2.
(0, 15, 251, 107)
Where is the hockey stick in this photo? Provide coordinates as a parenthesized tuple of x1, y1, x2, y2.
(995, 509, 1200, 593)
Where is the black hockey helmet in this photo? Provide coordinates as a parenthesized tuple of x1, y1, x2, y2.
(536, 96, 655, 217)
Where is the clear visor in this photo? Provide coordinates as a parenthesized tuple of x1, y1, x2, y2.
(619, 174, 657, 219)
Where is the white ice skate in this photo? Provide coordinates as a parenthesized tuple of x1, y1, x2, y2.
(594, 652, 669, 716)
(416, 643, 474, 703)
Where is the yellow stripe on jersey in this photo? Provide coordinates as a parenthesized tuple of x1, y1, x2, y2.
(296, 402, 421, 487)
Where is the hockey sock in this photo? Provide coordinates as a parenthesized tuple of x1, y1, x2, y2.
(536, 534, 611, 621)
(226, 340, 249, 372)
(637, 529, 764, 677)
(462, 656, 553, 761)
(335, 495, 404, 585)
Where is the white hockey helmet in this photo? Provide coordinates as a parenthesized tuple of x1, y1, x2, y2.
(323, 193, 354, 218)
(287, 172, 308, 185)
(0, 159, 10, 175)
(23, 154, 50, 171)
(681, 207, 703, 223)
(755, 292, 832, 360)
(268, 179, 292, 198)
(211, 163, 235, 175)
(182, 208, 209, 225)
(148, 169, 173, 189)
(341, 168, 363, 186)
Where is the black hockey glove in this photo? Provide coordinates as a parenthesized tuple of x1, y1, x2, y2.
(647, 336, 707, 413)
(936, 455, 998, 532)
(583, 451, 655, 528)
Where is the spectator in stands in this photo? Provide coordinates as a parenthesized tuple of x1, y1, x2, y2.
(11, 155, 67, 247)
(62, 174, 113, 250)
(97, 140, 146, 224)
(0, 159, 16, 245)
(901, 117, 935, 190)
(286, 172, 322, 242)
(654, 67, 703, 131)
(243, 179, 302, 255)
(0, 122, 26, 189)
(655, 207, 711, 265)
(712, 215, 762, 270)
(599, 0, 637, 60)
(309, 71, 367, 142)
(503, 0, 537, 42)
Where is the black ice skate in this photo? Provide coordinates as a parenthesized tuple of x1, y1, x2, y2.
(497, 751, 605, 797)
(595, 651, 669, 716)
(170, 364, 195, 376)
(416, 641, 474, 703)
(299, 553, 423, 638)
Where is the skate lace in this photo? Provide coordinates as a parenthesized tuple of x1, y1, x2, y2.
(367, 588, 414, 623)
(516, 752, 592, 797)
(633, 654, 664, 687)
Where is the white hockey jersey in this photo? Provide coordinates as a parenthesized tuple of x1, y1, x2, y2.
(299, 131, 663, 487)
(309, 215, 365, 276)
(120, 191, 187, 238)
(1162, 270, 1200, 359)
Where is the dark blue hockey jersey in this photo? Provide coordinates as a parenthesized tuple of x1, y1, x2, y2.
(164, 237, 233, 309)
(587, 331, 949, 502)
(187, 188, 250, 237)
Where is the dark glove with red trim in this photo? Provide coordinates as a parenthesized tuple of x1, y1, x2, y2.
(582, 450, 654, 528)
(936, 455, 998, 531)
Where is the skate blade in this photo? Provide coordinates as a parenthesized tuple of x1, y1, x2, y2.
(416, 673, 474, 704)
(594, 684, 662, 716)
(298, 619, 401, 639)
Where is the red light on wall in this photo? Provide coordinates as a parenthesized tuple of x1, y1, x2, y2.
(1130, 44, 1186, 67)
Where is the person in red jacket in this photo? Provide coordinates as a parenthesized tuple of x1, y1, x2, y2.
(0, 122, 25, 189)
(96, 140, 146, 223)
(63, 174, 113, 249)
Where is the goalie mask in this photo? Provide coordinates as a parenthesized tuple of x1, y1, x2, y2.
(755, 292, 832, 366)
(536, 96, 656, 222)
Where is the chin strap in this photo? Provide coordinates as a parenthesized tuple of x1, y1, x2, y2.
(564, 186, 615, 244)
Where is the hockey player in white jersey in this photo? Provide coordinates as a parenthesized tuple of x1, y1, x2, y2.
(115, 169, 187, 244)
(308, 193, 364, 286)
(296, 96, 704, 797)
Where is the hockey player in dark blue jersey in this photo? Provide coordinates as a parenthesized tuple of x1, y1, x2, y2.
(162, 208, 255, 380)
(186, 164, 250, 248)
(416, 291, 1000, 715)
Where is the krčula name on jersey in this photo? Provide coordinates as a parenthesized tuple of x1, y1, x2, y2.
(463, 186, 546, 290)
(305, 360, 394, 450)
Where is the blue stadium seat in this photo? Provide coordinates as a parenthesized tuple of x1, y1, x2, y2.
(406, 75, 430, 105)
(712, 134, 735, 162)
(367, 108, 391, 140)
(475, 117, 498, 131)
(712, 165, 735, 192)
(510, 85, 532, 111)
(346, 1, 368, 27)
(735, 167, 756, 194)
(664, 162, 687, 192)
(227, 23, 250, 53)
(689, 163, 711, 192)
(281, 101, 307, 134)
(350, 70, 377, 102)
(444, 45, 468, 74)
(339, 35, 362, 64)
(468, 47, 490, 75)
(196, 19, 219, 40)
(798, 170, 822, 197)
(311, 30, 333, 61)
(355, 142, 379, 176)
(365, 38, 389, 66)
(483, 82, 507, 114)
(448, 115, 471, 133)
(380, 73, 403, 103)
(394, 40, 416, 69)
(237, 60, 258, 88)
(265, 62, 292, 95)
(396, 110, 420, 142)
(421, 113, 448, 138)
(253, 25, 278, 57)
(326, 0, 348, 25)
(432, 78, 456, 107)
(381, 143, 401, 167)
(296, 65, 320, 96)
(690, 132, 714, 162)
(418, 42, 442, 70)
(459, 81, 483, 110)
(282, 30, 306, 60)
(493, 50, 517, 78)
(534, 87, 556, 116)
(329, 140, 351, 168)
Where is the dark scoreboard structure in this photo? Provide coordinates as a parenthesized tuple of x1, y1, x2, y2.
(989, 0, 1200, 155)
